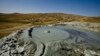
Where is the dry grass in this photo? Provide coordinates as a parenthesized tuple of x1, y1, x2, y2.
(0, 23, 32, 38)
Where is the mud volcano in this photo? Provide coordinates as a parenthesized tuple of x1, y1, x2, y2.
(0, 25, 100, 56)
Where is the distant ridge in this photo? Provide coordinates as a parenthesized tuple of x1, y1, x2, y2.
(0, 12, 100, 17)
(0, 13, 100, 23)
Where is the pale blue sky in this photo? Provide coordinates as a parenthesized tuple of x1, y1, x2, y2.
(0, 0, 100, 16)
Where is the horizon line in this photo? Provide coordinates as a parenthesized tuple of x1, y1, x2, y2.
(0, 12, 100, 17)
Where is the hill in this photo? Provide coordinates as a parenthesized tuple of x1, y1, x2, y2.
(0, 13, 100, 37)
(0, 13, 100, 23)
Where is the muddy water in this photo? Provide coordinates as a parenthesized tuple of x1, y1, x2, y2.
(30, 26, 100, 48)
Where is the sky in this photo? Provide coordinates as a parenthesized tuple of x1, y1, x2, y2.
(0, 0, 100, 16)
